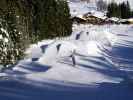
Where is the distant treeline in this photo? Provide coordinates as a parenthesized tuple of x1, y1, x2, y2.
(0, 0, 72, 67)
(107, 1, 133, 19)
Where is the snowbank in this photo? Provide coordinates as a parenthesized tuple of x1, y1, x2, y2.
(1, 23, 133, 86)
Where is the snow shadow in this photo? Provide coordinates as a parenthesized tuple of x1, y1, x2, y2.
(0, 79, 133, 100)
(5, 62, 51, 75)
(40, 44, 49, 53)
(59, 54, 129, 81)
(19, 62, 51, 72)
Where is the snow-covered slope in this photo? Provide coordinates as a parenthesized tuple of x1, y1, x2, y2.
(69, 1, 97, 17)
(69, 0, 133, 8)
(1, 24, 132, 87)
(69, 0, 133, 16)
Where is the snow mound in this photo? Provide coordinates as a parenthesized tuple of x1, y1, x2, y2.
(25, 40, 53, 59)
(2, 24, 132, 87)
(38, 41, 77, 66)
(71, 24, 118, 46)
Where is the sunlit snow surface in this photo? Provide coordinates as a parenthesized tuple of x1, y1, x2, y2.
(0, 24, 133, 100)
(1, 24, 133, 84)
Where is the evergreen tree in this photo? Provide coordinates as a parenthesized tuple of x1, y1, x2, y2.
(120, 1, 131, 19)
(0, 0, 72, 67)
(56, 0, 72, 37)
(0, 1, 25, 67)
(40, 0, 72, 39)
(107, 1, 132, 19)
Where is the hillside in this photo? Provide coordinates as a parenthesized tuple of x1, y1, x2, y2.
(0, 1, 133, 100)
(69, 0, 133, 9)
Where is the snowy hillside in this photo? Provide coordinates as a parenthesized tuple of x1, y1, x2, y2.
(69, 0, 133, 9)
(0, 1, 133, 100)
(1, 0, 133, 84)
(68, 0, 107, 24)
(69, 0, 97, 17)
(0, 24, 132, 86)
(0, 24, 133, 99)
(69, 0, 133, 6)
